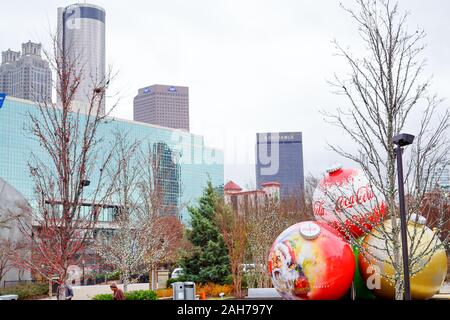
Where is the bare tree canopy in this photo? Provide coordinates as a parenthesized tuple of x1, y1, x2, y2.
(95, 131, 183, 292)
(12, 33, 119, 285)
(324, 0, 449, 299)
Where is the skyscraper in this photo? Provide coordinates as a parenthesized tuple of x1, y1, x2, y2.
(57, 3, 106, 115)
(0, 41, 52, 103)
(133, 84, 190, 131)
(255, 132, 305, 199)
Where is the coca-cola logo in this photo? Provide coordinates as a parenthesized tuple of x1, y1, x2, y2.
(335, 184, 375, 212)
(313, 200, 325, 216)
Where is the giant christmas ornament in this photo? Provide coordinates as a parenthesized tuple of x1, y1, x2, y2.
(359, 215, 448, 300)
(352, 244, 376, 300)
(313, 165, 386, 238)
(268, 221, 355, 300)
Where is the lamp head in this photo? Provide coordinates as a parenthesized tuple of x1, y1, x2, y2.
(393, 133, 415, 147)
(81, 180, 91, 187)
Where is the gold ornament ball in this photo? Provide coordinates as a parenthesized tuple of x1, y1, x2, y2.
(358, 218, 447, 300)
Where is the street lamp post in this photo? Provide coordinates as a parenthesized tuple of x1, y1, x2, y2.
(393, 133, 415, 300)
(79, 180, 90, 287)
(81, 259, 85, 286)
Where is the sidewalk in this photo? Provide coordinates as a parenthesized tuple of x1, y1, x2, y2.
(41, 283, 151, 300)
(40, 282, 450, 300)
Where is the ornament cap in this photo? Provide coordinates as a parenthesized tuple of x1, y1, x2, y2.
(326, 163, 343, 174)
(299, 221, 321, 240)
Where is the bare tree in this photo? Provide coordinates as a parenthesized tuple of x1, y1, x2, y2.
(215, 197, 247, 298)
(12, 33, 118, 287)
(94, 132, 145, 292)
(147, 215, 184, 290)
(0, 240, 14, 284)
(95, 132, 182, 292)
(324, 0, 450, 299)
(304, 174, 319, 212)
(138, 141, 175, 291)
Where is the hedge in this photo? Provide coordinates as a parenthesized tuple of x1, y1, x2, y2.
(0, 282, 49, 300)
(92, 289, 158, 300)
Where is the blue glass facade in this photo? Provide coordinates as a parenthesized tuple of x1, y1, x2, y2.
(255, 132, 304, 198)
(0, 97, 224, 224)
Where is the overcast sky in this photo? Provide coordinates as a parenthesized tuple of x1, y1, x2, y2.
(1, 0, 449, 188)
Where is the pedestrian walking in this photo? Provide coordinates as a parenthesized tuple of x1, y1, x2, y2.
(109, 282, 125, 300)
(57, 280, 74, 300)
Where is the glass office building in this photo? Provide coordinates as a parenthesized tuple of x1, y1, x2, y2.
(0, 96, 224, 224)
(255, 132, 305, 199)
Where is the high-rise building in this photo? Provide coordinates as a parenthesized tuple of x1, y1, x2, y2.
(133, 84, 190, 131)
(255, 132, 305, 199)
(0, 41, 52, 103)
(426, 162, 450, 191)
(0, 96, 223, 284)
(0, 96, 223, 225)
(57, 3, 106, 115)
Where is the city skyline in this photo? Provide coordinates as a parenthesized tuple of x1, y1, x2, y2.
(1, 0, 449, 187)
(256, 132, 304, 199)
(134, 84, 190, 131)
(0, 41, 52, 104)
(57, 3, 106, 115)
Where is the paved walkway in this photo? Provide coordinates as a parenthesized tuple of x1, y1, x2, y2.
(40, 282, 450, 300)
(42, 283, 152, 300)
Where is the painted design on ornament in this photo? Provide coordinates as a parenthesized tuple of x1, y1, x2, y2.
(269, 240, 311, 299)
(312, 167, 386, 238)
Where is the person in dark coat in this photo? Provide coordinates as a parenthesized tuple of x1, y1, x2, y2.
(57, 281, 74, 300)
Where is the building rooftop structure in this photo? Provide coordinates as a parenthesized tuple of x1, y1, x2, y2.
(224, 180, 280, 214)
(0, 41, 52, 104)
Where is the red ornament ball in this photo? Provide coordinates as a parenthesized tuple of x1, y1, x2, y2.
(313, 165, 386, 238)
(268, 221, 355, 300)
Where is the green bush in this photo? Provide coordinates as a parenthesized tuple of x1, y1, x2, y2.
(166, 276, 189, 288)
(91, 289, 158, 300)
(0, 282, 49, 300)
(106, 270, 121, 281)
(125, 290, 158, 300)
(91, 293, 113, 300)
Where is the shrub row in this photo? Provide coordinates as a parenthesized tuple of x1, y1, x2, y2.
(156, 288, 173, 298)
(197, 283, 233, 298)
(92, 289, 158, 300)
(0, 282, 49, 300)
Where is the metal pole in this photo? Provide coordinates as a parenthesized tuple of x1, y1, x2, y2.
(395, 145, 411, 300)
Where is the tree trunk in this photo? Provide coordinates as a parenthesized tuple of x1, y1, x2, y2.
(388, 152, 403, 300)
(48, 279, 52, 298)
(123, 273, 129, 293)
(150, 267, 157, 291)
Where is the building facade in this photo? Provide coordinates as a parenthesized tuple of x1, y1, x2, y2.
(0, 95, 224, 283)
(427, 162, 450, 192)
(0, 41, 52, 104)
(224, 180, 280, 215)
(57, 3, 106, 115)
(134, 84, 190, 131)
(0, 178, 32, 287)
(0, 96, 223, 224)
(255, 132, 304, 199)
